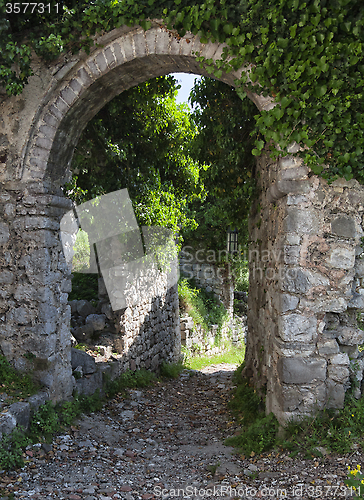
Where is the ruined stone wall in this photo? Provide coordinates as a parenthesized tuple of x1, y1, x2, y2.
(0, 181, 74, 401)
(0, 22, 363, 422)
(245, 148, 364, 424)
(100, 260, 181, 373)
(180, 314, 245, 355)
(179, 253, 234, 315)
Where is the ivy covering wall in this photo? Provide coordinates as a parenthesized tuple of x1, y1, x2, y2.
(1, 0, 363, 183)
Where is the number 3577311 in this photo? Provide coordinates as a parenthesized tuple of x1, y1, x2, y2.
(6, 3, 59, 14)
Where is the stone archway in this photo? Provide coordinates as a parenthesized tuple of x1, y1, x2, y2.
(0, 22, 363, 424)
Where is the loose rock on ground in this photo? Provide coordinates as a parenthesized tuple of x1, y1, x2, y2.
(0, 364, 362, 499)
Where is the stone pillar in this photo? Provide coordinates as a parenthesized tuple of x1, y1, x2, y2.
(0, 181, 74, 402)
(244, 149, 364, 424)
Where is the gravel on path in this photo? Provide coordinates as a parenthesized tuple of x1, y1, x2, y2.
(0, 364, 362, 499)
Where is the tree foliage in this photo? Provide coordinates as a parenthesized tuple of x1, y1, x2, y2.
(183, 77, 257, 252)
(66, 75, 204, 238)
(1, 0, 363, 184)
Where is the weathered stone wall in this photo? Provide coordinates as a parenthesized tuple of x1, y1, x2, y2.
(179, 253, 234, 315)
(68, 269, 180, 397)
(180, 314, 245, 355)
(0, 181, 73, 402)
(0, 21, 363, 423)
(244, 147, 364, 424)
(1, 24, 258, 403)
(103, 259, 181, 373)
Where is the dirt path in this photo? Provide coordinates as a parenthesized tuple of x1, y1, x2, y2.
(0, 365, 361, 499)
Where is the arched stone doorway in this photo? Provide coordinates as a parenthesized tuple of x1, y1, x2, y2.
(0, 22, 363, 424)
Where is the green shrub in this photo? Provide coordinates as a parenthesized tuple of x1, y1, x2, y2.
(178, 277, 229, 338)
(0, 427, 31, 470)
(72, 229, 91, 272)
(160, 362, 184, 378)
(230, 257, 249, 293)
(30, 400, 60, 439)
(226, 412, 279, 456)
(0, 355, 39, 398)
(0, 367, 159, 471)
(69, 272, 99, 302)
(225, 366, 279, 455)
(228, 362, 364, 458)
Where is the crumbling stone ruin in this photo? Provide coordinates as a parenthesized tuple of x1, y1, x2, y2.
(0, 23, 363, 424)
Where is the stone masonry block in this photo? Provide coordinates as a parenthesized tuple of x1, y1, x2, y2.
(133, 31, 147, 58)
(277, 179, 310, 195)
(355, 258, 364, 278)
(76, 67, 94, 87)
(331, 216, 356, 238)
(39, 125, 57, 141)
(198, 41, 220, 60)
(112, 42, 125, 65)
(349, 293, 364, 309)
(280, 165, 309, 180)
(281, 294, 299, 312)
(284, 245, 300, 264)
(24, 169, 45, 181)
(122, 34, 135, 61)
(86, 59, 101, 77)
(0, 271, 13, 283)
(283, 269, 309, 294)
(0, 411, 16, 437)
(336, 326, 364, 346)
(69, 78, 82, 94)
(327, 365, 350, 384)
(71, 348, 96, 375)
(279, 156, 300, 169)
(27, 392, 49, 411)
(104, 47, 116, 68)
(49, 103, 64, 121)
(286, 194, 309, 205)
(75, 370, 103, 396)
(281, 383, 326, 412)
(54, 96, 69, 114)
(31, 146, 50, 160)
(43, 112, 59, 128)
(190, 37, 204, 57)
(278, 357, 327, 384)
(95, 52, 108, 73)
(329, 353, 350, 365)
(279, 313, 317, 342)
(86, 313, 106, 331)
(300, 296, 348, 314)
(155, 30, 171, 55)
(60, 87, 77, 106)
(35, 137, 53, 150)
(169, 36, 182, 56)
(284, 208, 320, 234)
(317, 337, 340, 356)
(329, 245, 356, 269)
(326, 380, 345, 409)
(8, 402, 30, 429)
(145, 29, 157, 54)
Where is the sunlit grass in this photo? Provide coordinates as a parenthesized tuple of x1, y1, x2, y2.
(184, 345, 245, 371)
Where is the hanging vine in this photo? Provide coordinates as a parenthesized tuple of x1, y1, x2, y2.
(0, 0, 363, 183)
